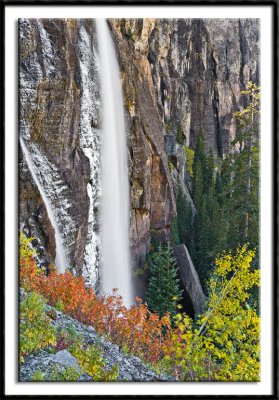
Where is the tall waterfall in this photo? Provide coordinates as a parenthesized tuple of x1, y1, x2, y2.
(20, 137, 67, 273)
(96, 19, 132, 306)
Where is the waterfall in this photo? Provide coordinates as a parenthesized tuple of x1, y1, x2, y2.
(96, 19, 132, 306)
(78, 24, 101, 288)
(20, 137, 67, 273)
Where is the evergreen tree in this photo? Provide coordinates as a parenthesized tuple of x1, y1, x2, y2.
(215, 171, 224, 205)
(193, 134, 207, 176)
(174, 83, 259, 293)
(223, 82, 260, 250)
(207, 179, 229, 258)
(195, 194, 211, 281)
(205, 149, 215, 193)
(146, 244, 183, 318)
(191, 134, 221, 287)
(192, 160, 204, 212)
(192, 133, 207, 200)
(170, 217, 180, 247)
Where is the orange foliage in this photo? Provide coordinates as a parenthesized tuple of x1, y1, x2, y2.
(20, 256, 172, 363)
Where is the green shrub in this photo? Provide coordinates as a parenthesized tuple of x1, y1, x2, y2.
(55, 326, 81, 352)
(185, 146, 195, 176)
(49, 365, 82, 381)
(55, 298, 64, 312)
(31, 366, 82, 382)
(30, 370, 45, 381)
(20, 292, 56, 362)
(69, 342, 119, 382)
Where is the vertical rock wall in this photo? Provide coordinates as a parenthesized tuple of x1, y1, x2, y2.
(19, 19, 100, 285)
(115, 18, 259, 156)
(19, 18, 259, 289)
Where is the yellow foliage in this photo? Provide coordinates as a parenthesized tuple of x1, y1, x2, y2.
(19, 231, 37, 263)
(163, 246, 260, 382)
(20, 292, 56, 362)
(69, 342, 118, 382)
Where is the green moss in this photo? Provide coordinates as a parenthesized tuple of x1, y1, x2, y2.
(185, 146, 195, 177)
(176, 126, 184, 145)
(125, 28, 137, 43)
(168, 159, 175, 171)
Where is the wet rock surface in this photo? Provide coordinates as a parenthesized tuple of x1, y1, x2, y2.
(19, 19, 96, 281)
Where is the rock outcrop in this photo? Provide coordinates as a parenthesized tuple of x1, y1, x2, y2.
(19, 18, 259, 290)
(173, 244, 205, 314)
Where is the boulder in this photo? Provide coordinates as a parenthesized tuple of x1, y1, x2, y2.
(53, 350, 80, 369)
(173, 244, 205, 314)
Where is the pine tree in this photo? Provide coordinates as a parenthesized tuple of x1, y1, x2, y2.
(195, 194, 211, 281)
(191, 134, 221, 287)
(193, 159, 204, 212)
(215, 171, 224, 205)
(146, 244, 183, 318)
(205, 149, 215, 193)
(174, 84, 259, 295)
(193, 134, 207, 177)
(192, 133, 207, 200)
(223, 82, 260, 250)
(207, 180, 229, 259)
(170, 217, 180, 246)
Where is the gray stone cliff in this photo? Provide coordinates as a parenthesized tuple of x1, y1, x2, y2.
(19, 18, 259, 290)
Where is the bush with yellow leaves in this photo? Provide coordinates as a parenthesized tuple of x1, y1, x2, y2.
(20, 292, 56, 362)
(163, 246, 260, 381)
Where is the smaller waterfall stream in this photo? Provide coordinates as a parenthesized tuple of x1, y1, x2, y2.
(20, 137, 67, 273)
(96, 19, 132, 306)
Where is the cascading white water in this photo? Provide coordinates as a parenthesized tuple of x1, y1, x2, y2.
(20, 137, 67, 273)
(78, 24, 101, 288)
(96, 19, 132, 306)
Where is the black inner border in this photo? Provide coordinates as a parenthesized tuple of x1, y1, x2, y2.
(0, 0, 278, 398)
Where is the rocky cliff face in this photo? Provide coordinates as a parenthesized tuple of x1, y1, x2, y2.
(110, 19, 176, 274)
(110, 17, 259, 272)
(19, 19, 100, 286)
(114, 18, 259, 155)
(19, 18, 259, 291)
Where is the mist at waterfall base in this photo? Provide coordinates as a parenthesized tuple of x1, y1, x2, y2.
(96, 19, 133, 307)
(20, 137, 67, 274)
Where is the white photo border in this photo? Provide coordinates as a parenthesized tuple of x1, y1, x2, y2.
(4, 2, 275, 397)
